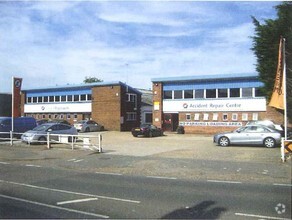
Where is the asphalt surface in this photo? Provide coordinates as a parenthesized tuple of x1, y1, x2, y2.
(0, 131, 291, 184)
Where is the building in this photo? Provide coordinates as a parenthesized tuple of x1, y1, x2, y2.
(21, 81, 141, 131)
(139, 89, 153, 125)
(151, 73, 279, 134)
(0, 93, 12, 117)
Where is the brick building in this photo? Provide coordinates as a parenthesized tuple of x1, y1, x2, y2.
(21, 81, 141, 131)
(152, 73, 284, 134)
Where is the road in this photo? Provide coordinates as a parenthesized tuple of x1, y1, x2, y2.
(0, 162, 291, 219)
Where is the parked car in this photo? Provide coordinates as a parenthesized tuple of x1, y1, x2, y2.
(213, 125, 281, 148)
(246, 120, 283, 134)
(49, 119, 71, 125)
(131, 124, 163, 137)
(21, 123, 78, 144)
(0, 117, 36, 138)
(74, 120, 104, 132)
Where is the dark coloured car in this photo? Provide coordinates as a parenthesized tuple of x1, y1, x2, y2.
(131, 124, 163, 137)
(0, 117, 37, 138)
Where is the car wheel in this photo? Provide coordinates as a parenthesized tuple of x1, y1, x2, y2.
(133, 134, 138, 137)
(38, 136, 47, 145)
(149, 131, 153, 138)
(85, 127, 90, 132)
(100, 126, 104, 131)
(264, 137, 276, 148)
(218, 136, 229, 147)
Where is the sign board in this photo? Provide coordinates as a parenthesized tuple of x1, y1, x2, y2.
(163, 98, 266, 112)
(24, 103, 92, 113)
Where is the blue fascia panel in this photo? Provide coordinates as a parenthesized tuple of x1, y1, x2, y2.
(163, 80, 264, 91)
(26, 88, 92, 97)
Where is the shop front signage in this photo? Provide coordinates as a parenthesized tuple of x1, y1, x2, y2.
(163, 98, 266, 112)
(24, 103, 92, 113)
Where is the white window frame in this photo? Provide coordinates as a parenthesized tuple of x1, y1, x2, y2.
(212, 113, 218, 121)
(232, 113, 238, 121)
(203, 113, 209, 121)
(242, 113, 248, 121)
(194, 113, 200, 121)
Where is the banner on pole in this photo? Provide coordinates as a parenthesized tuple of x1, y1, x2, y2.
(12, 77, 22, 117)
(269, 37, 285, 110)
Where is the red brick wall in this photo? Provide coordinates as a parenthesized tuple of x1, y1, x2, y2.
(91, 85, 121, 131)
(152, 82, 163, 128)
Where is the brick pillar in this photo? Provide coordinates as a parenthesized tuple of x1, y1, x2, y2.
(152, 82, 163, 128)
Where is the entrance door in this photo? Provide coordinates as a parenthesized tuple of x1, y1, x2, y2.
(163, 113, 179, 132)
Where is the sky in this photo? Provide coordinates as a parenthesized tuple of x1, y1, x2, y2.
(0, 1, 279, 93)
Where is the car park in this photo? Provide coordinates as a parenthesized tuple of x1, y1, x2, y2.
(73, 120, 104, 132)
(131, 124, 163, 137)
(213, 124, 281, 148)
(21, 123, 78, 144)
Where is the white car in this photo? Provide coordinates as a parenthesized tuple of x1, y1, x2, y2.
(74, 120, 104, 132)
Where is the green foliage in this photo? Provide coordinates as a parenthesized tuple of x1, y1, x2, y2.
(83, 76, 103, 84)
(251, 2, 292, 122)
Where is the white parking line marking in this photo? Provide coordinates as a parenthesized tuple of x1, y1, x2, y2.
(67, 159, 76, 161)
(146, 176, 177, 180)
(0, 194, 109, 219)
(74, 159, 84, 163)
(235, 212, 290, 220)
(95, 172, 123, 176)
(207, 180, 242, 184)
(273, 183, 292, 187)
(57, 198, 98, 205)
(25, 164, 42, 168)
(0, 179, 140, 204)
(0, 162, 10, 165)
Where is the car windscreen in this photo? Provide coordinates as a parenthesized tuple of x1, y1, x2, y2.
(32, 124, 52, 131)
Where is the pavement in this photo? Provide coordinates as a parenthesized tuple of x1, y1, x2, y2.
(0, 131, 291, 183)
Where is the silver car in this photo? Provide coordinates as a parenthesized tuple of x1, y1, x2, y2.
(74, 120, 104, 132)
(213, 125, 281, 148)
(21, 123, 78, 144)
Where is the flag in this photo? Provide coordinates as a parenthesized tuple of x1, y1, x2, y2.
(269, 37, 285, 110)
(12, 77, 22, 117)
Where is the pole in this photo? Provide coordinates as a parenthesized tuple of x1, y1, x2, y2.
(282, 38, 287, 140)
(11, 77, 14, 133)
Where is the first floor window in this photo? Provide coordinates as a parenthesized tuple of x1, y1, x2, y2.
(218, 89, 228, 98)
(127, 112, 137, 121)
(184, 90, 193, 99)
(174, 90, 183, 99)
(195, 89, 204, 99)
(242, 88, 253, 97)
(164, 91, 172, 99)
(230, 88, 240, 97)
(206, 89, 216, 98)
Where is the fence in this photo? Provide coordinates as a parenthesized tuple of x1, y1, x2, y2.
(0, 131, 103, 153)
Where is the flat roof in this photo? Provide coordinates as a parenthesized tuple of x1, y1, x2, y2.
(151, 73, 259, 83)
(22, 81, 141, 94)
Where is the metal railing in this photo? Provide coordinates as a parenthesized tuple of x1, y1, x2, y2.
(0, 131, 103, 152)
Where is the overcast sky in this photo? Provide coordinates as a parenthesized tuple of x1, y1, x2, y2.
(0, 1, 278, 93)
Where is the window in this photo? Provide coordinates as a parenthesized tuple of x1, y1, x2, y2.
(49, 96, 54, 102)
(203, 113, 209, 120)
(44, 96, 48, 103)
(252, 113, 258, 121)
(48, 114, 52, 119)
(37, 97, 43, 103)
(127, 112, 137, 121)
(194, 113, 200, 121)
(80, 94, 87, 101)
(186, 114, 191, 121)
(242, 88, 252, 97)
(42, 114, 46, 119)
(60, 114, 64, 119)
(27, 97, 32, 103)
(127, 94, 136, 102)
(174, 90, 182, 99)
(87, 94, 92, 101)
(255, 88, 263, 97)
(218, 89, 228, 98)
(54, 114, 58, 119)
(230, 88, 240, 97)
(67, 95, 73, 102)
(32, 97, 37, 103)
(232, 113, 238, 121)
(145, 113, 152, 123)
(242, 113, 248, 121)
(55, 96, 60, 102)
(67, 114, 71, 119)
(61, 95, 66, 102)
(195, 89, 204, 99)
(184, 90, 193, 99)
(213, 113, 218, 121)
(164, 91, 172, 99)
(206, 89, 216, 98)
(74, 95, 79, 102)
(223, 114, 228, 121)
(74, 114, 78, 119)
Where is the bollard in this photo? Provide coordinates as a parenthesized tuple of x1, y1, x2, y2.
(47, 132, 50, 149)
(10, 131, 13, 146)
(99, 134, 102, 153)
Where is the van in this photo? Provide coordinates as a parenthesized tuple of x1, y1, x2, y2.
(0, 117, 37, 137)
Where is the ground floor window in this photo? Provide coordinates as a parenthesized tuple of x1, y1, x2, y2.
(127, 112, 137, 121)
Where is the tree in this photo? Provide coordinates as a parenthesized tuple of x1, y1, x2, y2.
(83, 76, 103, 84)
(251, 2, 292, 122)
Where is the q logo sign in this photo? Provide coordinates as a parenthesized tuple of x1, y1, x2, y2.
(15, 79, 21, 88)
(183, 103, 188, 109)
